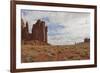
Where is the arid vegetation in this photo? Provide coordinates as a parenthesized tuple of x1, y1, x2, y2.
(21, 40, 90, 63)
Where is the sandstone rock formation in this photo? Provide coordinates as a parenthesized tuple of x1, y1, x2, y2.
(21, 19, 48, 43)
(21, 19, 30, 40)
(84, 38, 90, 42)
(32, 19, 47, 43)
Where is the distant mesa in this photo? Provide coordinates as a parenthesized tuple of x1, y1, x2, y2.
(21, 19, 48, 44)
(84, 38, 90, 42)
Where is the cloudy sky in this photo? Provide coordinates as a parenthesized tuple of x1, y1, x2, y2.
(21, 9, 90, 45)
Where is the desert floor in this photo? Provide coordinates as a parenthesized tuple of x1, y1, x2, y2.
(21, 41, 90, 63)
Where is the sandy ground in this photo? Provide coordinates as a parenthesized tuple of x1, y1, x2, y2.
(21, 41, 90, 63)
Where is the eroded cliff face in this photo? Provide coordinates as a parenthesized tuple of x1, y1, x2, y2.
(21, 19, 48, 43)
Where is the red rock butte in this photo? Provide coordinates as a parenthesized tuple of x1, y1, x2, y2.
(21, 19, 48, 43)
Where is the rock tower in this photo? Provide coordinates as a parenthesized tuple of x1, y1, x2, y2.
(21, 19, 48, 43)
